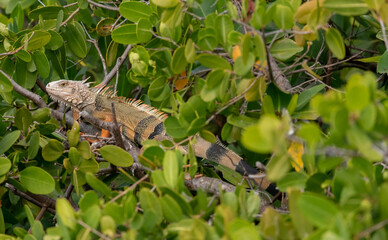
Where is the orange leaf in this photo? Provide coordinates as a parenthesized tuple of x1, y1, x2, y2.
(288, 141, 304, 172)
(175, 70, 188, 90)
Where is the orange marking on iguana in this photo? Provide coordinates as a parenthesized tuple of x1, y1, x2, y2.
(46, 80, 278, 195)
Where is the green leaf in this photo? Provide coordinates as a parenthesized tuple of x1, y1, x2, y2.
(164, 116, 187, 139)
(15, 60, 36, 89)
(296, 84, 325, 110)
(26, 30, 51, 51)
(0, 208, 4, 234)
(78, 0, 88, 9)
(24, 205, 35, 226)
(325, 28, 345, 60)
(163, 151, 179, 188)
(0, 71, 13, 93)
(32, 50, 50, 79)
(11, 4, 23, 32)
(227, 115, 257, 128)
(31, 221, 44, 240)
(151, 0, 179, 8)
(200, 69, 229, 102)
(297, 123, 321, 146)
(46, 30, 64, 50)
(100, 216, 116, 238)
(345, 76, 370, 111)
(288, 190, 313, 239)
(69, 147, 80, 166)
(196, 53, 232, 70)
(42, 139, 65, 162)
(112, 24, 139, 44)
(62, 23, 87, 58)
(106, 41, 118, 67)
(185, 39, 196, 63)
(27, 131, 40, 160)
(96, 18, 115, 36)
(160, 195, 183, 222)
(228, 219, 261, 240)
(56, 198, 76, 229)
(270, 38, 303, 61)
(15, 50, 31, 62)
(277, 172, 307, 191)
(99, 145, 134, 167)
(137, 19, 153, 42)
(85, 172, 112, 197)
(377, 51, 388, 74)
(214, 164, 249, 187)
(359, 104, 376, 131)
(199, 130, 217, 143)
(297, 193, 339, 228)
(119, 2, 152, 22)
(29, 6, 65, 19)
(78, 141, 91, 159)
(19, 166, 55, 194)
(148, 77, 170, 102)
(197, 28, 218, 51)
(234, 54, 255, 76)
(323, 0, 369, 16)
(32, 108, 51, 123)
(0, 157, 11, 176)
(215, 15, 233, 46)
(0, 130, 20, 155)
(252, 34, 266, 65)
(15, 107, 33, 134)
(67, 121, 80, 148)
(171, 46, 188, 74)
(273, 2, 294, 29)
(139, 189, 163, 224)
(241, 115, 286, 153)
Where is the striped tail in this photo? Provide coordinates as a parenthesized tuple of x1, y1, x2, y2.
(193, 136, 278, 195)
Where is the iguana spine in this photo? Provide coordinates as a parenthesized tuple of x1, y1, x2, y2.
(46, 80, 277, 194)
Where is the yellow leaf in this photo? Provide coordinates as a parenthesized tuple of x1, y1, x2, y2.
(232, 45, 241, 61)
(288, 141, 304, 172)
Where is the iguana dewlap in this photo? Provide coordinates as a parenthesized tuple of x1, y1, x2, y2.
(46, 80, 277, 194)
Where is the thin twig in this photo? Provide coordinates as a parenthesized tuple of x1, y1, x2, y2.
(0, 32, 35, 58)
(101, 45, 132, 85)
(0, 69, 46, 108)
(5, 183, 56, 215)
(87, 0, 119, 11)
(109, 174, 148, 203)
(379, 18, 388, 50)
(151, 32, 179, 47)
(206, 74, 262, 124)
(59, 8, 80, 28)
(88, 39, 108, 76)
(77, 220, 112, 240)
(355, 218, 388, 240)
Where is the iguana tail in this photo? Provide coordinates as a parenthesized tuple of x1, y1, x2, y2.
(193, 136, 278, 195)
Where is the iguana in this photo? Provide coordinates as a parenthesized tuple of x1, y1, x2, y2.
(46, 80, 278, 195)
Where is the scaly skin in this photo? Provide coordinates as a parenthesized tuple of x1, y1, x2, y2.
(46, 80, 277, 194)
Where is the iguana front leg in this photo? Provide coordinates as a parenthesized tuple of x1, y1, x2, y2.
(91, 110, 114, 138)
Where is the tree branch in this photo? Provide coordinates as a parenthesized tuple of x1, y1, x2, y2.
(101, 45, 132, 85)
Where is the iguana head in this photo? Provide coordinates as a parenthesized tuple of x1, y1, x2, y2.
(46, 80, 96, 109)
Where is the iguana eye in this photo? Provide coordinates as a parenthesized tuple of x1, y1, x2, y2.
(61, 82, 66, 87)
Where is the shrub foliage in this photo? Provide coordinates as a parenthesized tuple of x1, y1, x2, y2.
(1, 0, 388, 239)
